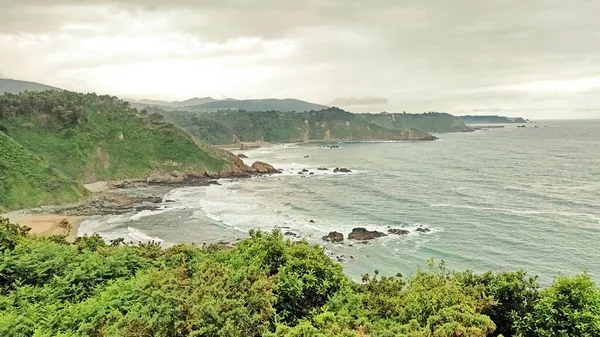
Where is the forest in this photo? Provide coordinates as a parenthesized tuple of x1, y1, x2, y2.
(0, 218, 598, 337)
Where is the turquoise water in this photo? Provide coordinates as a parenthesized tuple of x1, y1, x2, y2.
(80, 120, 600, 285)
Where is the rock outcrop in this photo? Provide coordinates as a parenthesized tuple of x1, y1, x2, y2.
(348, 227, 387, 240)
(388, 228, 410, 235)
(251, 161, 280, 174)
(322, 231, 344, 243)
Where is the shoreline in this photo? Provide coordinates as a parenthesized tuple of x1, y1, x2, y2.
(4, 214, 88, 242)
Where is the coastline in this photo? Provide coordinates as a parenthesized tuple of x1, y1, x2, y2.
(4, 214, 87, 242)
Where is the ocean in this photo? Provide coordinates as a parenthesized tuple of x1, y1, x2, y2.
(79, 120, 600, 285)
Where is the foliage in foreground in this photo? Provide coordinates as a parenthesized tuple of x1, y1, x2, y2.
(0, 218, 598, 337)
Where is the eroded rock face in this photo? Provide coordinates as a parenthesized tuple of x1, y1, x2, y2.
(322, 231, 344, 243)
(388, 228, 410, 235)
(348, 227, 387, 240)
(251, 161, 280, 174)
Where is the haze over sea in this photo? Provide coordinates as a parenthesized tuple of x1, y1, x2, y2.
(80, 120, 600, 285)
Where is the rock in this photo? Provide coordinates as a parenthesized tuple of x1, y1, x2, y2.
(416, 227, 431, 233)
(236, 153, 248, 158)
(309, 172, 314, 175)
(204, 171, 220, 179)
(317, 167, 329, 171)
(388, 228, 410, 235)
(298, 172, 303, 175)
(304, 155, 309, 158)
(309, 220, 315, 223)
(302, 168, 309, 173)
(284, 231, 299, 237)
(322, 231, 344, 243)
(251, 161, 280, 174)
(328, 145, 340, 149)
(333, 167, 352, 173)
(348, 227, 387, 240)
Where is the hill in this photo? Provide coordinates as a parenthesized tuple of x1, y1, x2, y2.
(130, 97, 329, 112)
(154, 107, 436, 144)
(358, 112, 473, 132)
(0, 224, 597, 336)
(0, 78, 61, 94)
(0, 132, 87, 212)
(459, 115, 529, 124)
(185, 98, 329, 112)
(0, 91, 252, 210)
(128, 97, 217, 109)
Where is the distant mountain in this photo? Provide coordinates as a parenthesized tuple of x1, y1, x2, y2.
(185, 98, 329, 112)
(129, 97, 329, 112)
(172, 97, 218, 107)
(459, 115, 530, 124)
(0, 78, 61, 94)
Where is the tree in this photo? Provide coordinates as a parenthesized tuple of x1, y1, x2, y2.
(516, 273, 600, 337)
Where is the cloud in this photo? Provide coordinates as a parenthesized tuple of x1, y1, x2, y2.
(331, 96, 389, 107)
(0, 0, 599, 118)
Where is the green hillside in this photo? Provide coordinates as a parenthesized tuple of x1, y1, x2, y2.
(0, 132, 87, 212)
(357, 112, 473, 132)
(0, 91, 237, 184)
(0, 78, 61, 94)
(157, 107, 436, 144)
(1, 224, 598, 337)
(0, 90, 249, 210)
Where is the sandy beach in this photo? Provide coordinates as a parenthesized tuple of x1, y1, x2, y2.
(5, 214, 88, 242)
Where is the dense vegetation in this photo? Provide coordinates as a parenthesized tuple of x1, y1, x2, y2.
(155, 108, 435, 145)
(1, 218, 598, 337)
(0, 132, 87, 212)
(0, 91, 243, 211)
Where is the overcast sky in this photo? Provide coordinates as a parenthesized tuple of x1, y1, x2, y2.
(1, 0, 599, 118)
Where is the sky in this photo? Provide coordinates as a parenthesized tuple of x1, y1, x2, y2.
(1, 0, 599, 118)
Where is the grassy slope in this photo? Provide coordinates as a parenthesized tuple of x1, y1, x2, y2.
(159, 108, 434, 144)
(0, 132, 87, 211)
(0, 91, 233, 184)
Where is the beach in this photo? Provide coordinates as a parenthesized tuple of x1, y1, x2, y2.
(5, 214, 88, 242)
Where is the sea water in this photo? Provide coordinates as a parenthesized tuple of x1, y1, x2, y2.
(79, 120, 600, 285)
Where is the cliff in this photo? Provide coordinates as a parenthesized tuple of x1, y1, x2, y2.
(357, 112, 473, 132)
(156, 107, 436, 144)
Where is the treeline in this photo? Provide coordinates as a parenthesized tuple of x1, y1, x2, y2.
(0, 218, 598, 337)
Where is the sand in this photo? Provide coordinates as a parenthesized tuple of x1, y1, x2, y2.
(6, 214, 88, 242)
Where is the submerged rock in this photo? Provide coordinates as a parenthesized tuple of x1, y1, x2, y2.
(416, 227, 431, 233)
(317, 167, 329, 171)
(322, 231, 344, 243)
(333, 167, 352, 173)
(348, 227, 387, 240)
